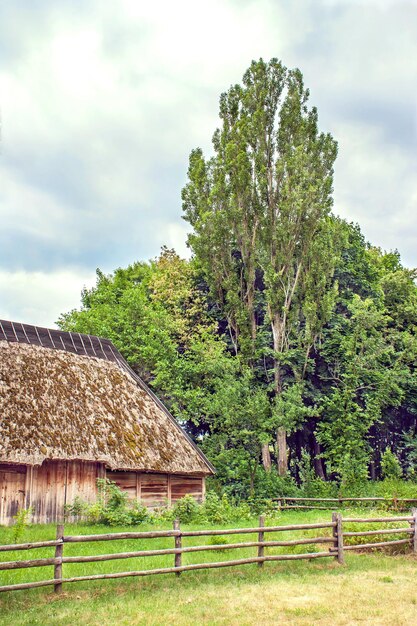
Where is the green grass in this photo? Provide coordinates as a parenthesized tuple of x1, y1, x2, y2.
(0, 509, 416, 625)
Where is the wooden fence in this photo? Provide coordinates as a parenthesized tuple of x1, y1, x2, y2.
(274, 496, 417, 510)
(0, 510, 416, 594)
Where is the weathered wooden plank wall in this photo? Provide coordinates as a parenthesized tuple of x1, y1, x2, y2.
(30, 461, 99, 524)
(0, 464, 26, 525)
(171, 476, 203, 503)
(106, 470, 204, 508)
(0, 462, 205, 524)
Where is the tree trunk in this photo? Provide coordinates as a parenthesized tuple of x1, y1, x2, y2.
(270, 310, 290, 476)
(277, 427, 288, 476)
(262, 444, 272, 472)
(370, 459, 376, 481)
(313, 437, 326, 480)
(249, 464, 256, 496)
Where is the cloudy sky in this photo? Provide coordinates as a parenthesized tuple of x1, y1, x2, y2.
(1, 0, 416, 327)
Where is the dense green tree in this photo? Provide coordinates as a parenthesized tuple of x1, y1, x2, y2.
(183, 58, 340, 473)
(58, 60, 417, 496)
(58, 250, 275, 495)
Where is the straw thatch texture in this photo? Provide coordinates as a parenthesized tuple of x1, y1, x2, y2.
(0, 341, 211, 475)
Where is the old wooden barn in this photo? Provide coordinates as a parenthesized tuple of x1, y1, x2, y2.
(0, 319, 214, 525)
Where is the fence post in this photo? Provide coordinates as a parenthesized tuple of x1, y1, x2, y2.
(54, 523, 64, 593)
(257, 514, 265, 568)
(332, 512, 344, 565)
(412, 508, 417, 554)
(173, 519, 182, 576)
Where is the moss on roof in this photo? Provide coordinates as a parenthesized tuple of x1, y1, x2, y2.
(0, 342, 212, 475)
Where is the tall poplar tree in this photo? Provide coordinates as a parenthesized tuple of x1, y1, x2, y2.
(183, 58, 339, 474)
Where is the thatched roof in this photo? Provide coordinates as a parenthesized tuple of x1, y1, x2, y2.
(0, 320, 214, 475)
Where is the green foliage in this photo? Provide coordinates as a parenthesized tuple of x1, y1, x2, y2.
(370, 478, 417, 505)
(295, 450, 337, 497)
(207, 535, 229, 552)
(399, 431, 417, 480)
(65, 479, 151, 527)
(343, 519, 410, 548)
(182, 58, 341, 475)
(380, 449, 403, 480)
(57, 61, 417, 499)
(273, 384, 314, 434)
(11, 507, 32, 544)
(199, 492, 252, 524)
(252, 468, 299, 500)
(64, 496, 88, 518)
(171, 495, 200, 524)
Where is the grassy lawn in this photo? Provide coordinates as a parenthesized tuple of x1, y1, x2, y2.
(0, 509, 416, 625)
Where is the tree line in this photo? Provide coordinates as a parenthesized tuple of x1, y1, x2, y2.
(58, 59, 417, 497)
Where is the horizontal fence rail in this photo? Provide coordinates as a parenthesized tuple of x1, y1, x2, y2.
(1, 509, 416, 594)
(274, 496, 417, 511)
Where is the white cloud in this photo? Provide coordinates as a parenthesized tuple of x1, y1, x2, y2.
(0, 269, 96, 327)
(0, 0, 416, 325)
(332, 120, 417, 265)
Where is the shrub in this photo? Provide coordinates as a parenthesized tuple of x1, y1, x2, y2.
(295, 449, 338, 498)
(64, 496, 88, 519)
(381, 449, 403, 480)
(253, 468, 299, 500)
(208, 535, 229, 552)
(172, 495, 200, 523)
(200, 492, 251, 524)
(11, 507, 32, 543)
(65, 479, 151, 526)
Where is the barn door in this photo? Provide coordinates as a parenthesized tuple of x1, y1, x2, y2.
(0, 465, 26, 525)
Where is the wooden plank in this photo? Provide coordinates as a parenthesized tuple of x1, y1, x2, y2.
(0, 469, 4, 525)
(0, 557, 59, 571)
(24, 465, 33, 510)
(139, 474, 169, 506)
(338, 539, 411, 551)
(64, 530, 180, 542)
(280, 497, 417, 503)
(332, 512, 344, 565)
(167, 475, 171, 507)
(344, 528, 413, 537)
(61, 537, 336, 564)
(64, 522, 335, 543)
(66, 461, 101, 521)
(54, 523, 64, 593)
(0, 464, 26, 474)
(0, 579, 60, 593)
(343, 516, 413, 523)
(279, 505, 330, 510)
(258, 515, 265, 568)
(171, 476, 203, 503)
(181, 522, 335, 537)
(173, 519, 181, 576)
(0, 465, 26, 524)
(0, 551, 335, 593)
(0, 540, 62, 552)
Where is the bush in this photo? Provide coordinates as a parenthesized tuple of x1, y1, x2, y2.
(253, 468, 299, 500)
(172, 495, 200, 523)
(200, 492, 251, 524)
(295, 450, 338, 498)
(65, 479, 151, 526)
(11, 507, 32, 543)
(381, 449, 403, 480)
(208, 535, 229, 552)
(64, 496, 88, 519)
